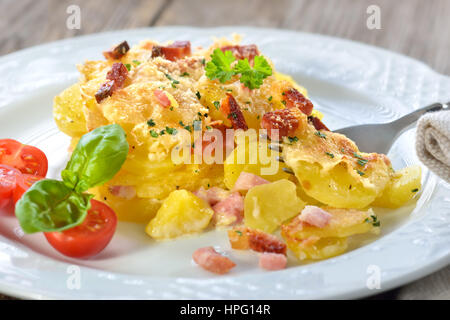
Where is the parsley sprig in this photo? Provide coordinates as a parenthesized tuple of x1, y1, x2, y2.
(205, 49, 273, 89)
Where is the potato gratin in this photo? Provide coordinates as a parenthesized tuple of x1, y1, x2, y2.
(52, 36, 421, 272)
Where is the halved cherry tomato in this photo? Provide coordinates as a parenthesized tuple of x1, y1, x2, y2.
(12, 174, 44, 204)
(44, 199, 117, 258)
(0, 165, 21, 209)
(0, 139, 48, 176)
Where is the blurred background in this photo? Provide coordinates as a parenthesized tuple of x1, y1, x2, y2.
(0, 0, 448, 300)
(1, 0, 449, 75)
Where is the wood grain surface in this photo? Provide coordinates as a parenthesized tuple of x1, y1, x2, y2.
(0, 0, 448, 300)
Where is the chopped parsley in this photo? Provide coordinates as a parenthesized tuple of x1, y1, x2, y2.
(228, 112, 238, 120)
(150, 129, 159, 138)
(235, 230, 243, 236)
(268, 96, 272, 102)
(365, 215, 380, 227)
(196, 91, 201, 100)
(206, 125, 212, 130)
(132, 60, 141, 66)
(124, 63, 131, 71)
(165, 126, 177, 135)
(288, 136, 299, 144)
(281, 100, 287, 106)
(356, 169, 365, 176)
(180, 72, 190, 77)
(147, 119, 156, 127)
(165, 73, 180, 88)
(201, 58, 206, 66)
(325, 152, 335, 158)
(411, 188, 419, 193)
(213, 101, 220, 110)
(314, 131, 327, 139)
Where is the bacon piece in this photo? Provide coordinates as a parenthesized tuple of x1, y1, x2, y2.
(261, 108, 299, 141)
(299, 205, 332, 228)
(108, 185, 136, 200)
(106, 63, 128, 88)
(248, 229, 287, 255)
(232, 172, 269, 192)
(103, 41, 130, 60)
(212, 192, 244, 226)
(259, 253, 287, 271)
(308, 116, 330, 131)
(221, 44, 259, 63)
(192, 247, 236, 275)
(152, 41, 191, 61)
(95, 81, 115, 103)
(95, 63, 129, 103)
(153, 89, 171, 107)
(194, 186, 229, 206)
(228, 227, 287, 255)
(220, 94, 248, 130)
(283, 88, 314, 115)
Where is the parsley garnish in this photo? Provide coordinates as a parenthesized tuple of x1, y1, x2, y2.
(147, 119, 156, 127)
(124, 63, 131, 71)
(314, 131, 327, 139)
(205, 49, 236, 83)
(325, 152, 334, 158)
(205, 49, 273, 89)
(150, 129, 158, 138)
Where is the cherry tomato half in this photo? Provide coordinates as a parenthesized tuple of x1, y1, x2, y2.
(44, 199, 117, 258)
(0, 139, 48, 177)
(0, 165, 21, 209)
(12, 174, 44, 205)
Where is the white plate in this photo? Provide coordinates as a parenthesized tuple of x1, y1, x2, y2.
(0, 26, 449, 300)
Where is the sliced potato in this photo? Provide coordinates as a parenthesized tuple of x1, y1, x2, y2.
(146, 190, 213, 240)
(244, 179, 305, 233)
(373, 165, 422, 208)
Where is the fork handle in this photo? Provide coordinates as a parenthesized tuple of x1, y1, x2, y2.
(390, 101, 449, 134)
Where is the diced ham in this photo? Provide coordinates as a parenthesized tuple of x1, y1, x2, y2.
(232, 172, 269, 192)
(153, 89, 171, 107)
(212, 192, 244, 226)
(261, 108, 301, 141)
(194, 186, 229, 206)
(228, 227, 287, 255)
(283, 88, 314, 115)
(259, 253, 287, 271)
(308, 116, 330, 131)
(152, 41, 191, 61)
(192, 247, 236, 275)
(103, 41, 130, 60)
(221, 44, 259, 63)
(220, 94, 248, 130)
(95, 63, 128, 103)
(299, 205, 332, 228)
(108, 185, 136, 199)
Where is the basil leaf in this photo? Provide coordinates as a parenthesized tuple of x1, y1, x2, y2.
(61, 124, 128, 193)
(15, 179, 92, 234)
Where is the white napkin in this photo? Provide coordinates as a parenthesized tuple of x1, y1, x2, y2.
(416, 110, 450, 183)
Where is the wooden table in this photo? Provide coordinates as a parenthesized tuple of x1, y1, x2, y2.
(0, 0, 448, 300)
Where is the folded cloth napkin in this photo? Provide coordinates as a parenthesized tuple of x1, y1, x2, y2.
(416, 110, 450, 183)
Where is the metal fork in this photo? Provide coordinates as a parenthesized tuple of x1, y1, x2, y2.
(334, 102, 449, 154)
